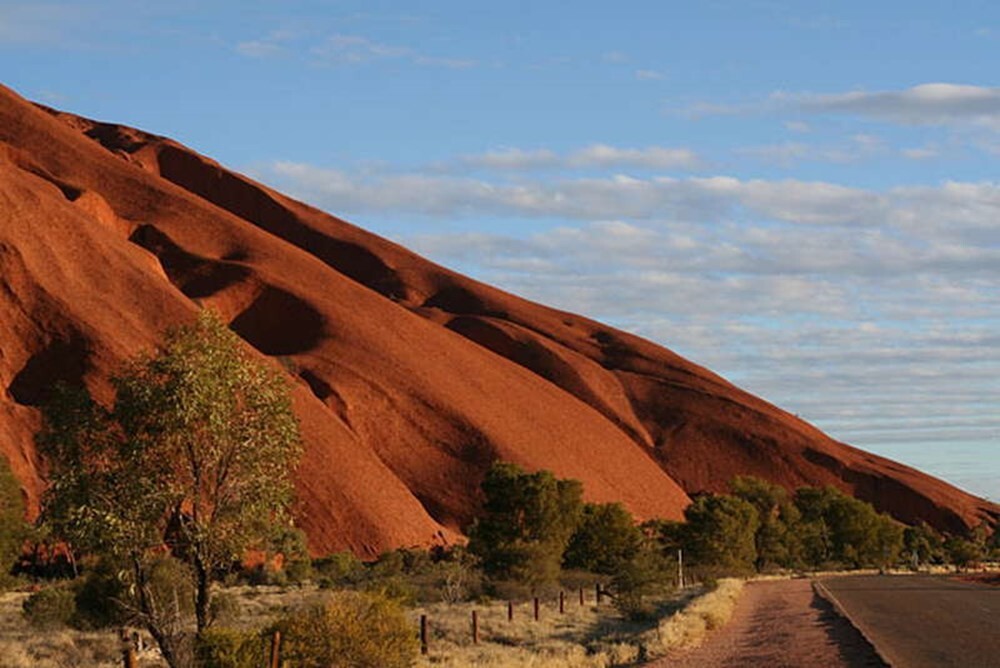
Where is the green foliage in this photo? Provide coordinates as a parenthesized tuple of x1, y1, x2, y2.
(563, 502, 643, 575)
(944, 535, 983, 569)
(72, 558, 129, 629)
(272, 526, 313, 584)
(273, 590, 418, 668)
(609, 547, 672, 620)
(682, 494, 759, 574)
(195, 627, 266, 668)
(793, 486, 902, 569)
(23, 585, 77, 629)
(467, 462, 583, 589)
(37, 311, 302, 667)
(314, 551, 366, 588)
(0, 455, 28, 588)
(730, 476, 802, 571)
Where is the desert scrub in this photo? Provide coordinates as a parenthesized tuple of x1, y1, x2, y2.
(196, 627, 267, 668)
(639, 578, 744, 657)
(413, 586, 695, 667)
(274, 589, 418, 667)
(22, 585, 77, 629)
(0, 590, 137, 668)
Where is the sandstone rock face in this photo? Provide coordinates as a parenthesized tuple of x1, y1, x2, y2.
(0, 84, 994, 556)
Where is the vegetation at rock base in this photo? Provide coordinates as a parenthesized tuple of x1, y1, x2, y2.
(273, 590, 418, 668)
(467, 462, 583, 589)
(0, 455, 28, 590)
(12, 356, 995, 668)
(36, 310, 302, 667)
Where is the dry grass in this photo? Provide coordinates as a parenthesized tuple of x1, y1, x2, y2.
(0, 590, 158, 668)
(0, 579, 752, 667)
(638, 578, 744, 658)
(411, 585, 718, 667)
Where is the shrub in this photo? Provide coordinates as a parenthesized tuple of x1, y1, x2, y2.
(467, 462, 583, 589)
(0, 455, 28, 589)
(72, 560, 129, 629)
(313, 551, 366, 588)
(196, 627, 266, 668)
(611, 548, 672, 620)
(23, 586, 76, 629)
(274, 590, 418, 668)
(683, 494, 759, 574)
(564, 502, 643, 575)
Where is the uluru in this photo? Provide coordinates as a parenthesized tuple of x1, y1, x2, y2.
(0, 82, 995, 557)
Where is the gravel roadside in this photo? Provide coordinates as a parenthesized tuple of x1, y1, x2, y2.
(645, 578, 885, 667)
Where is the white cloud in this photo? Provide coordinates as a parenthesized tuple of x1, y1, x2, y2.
(235, 31, 477, 68)
(787, 83, 1000, 129)
(456, 148, 560, 170)
(736, 134, 885, 166)
(450, 144, 703, 172)
(235, 29, 297, 58)
(602, 50, 629, 64)
(783, 120, 811, 133)
(268, 163, 1000, 241)
(0, 2, 89, 46)
(257, 159, 1000, 498)
(311, 34, 409, 63)
(635, 69, 664, 80)
(681, 83, 1000, 132)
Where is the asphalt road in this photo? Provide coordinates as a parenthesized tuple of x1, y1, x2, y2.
(819, 574, 1000, 668)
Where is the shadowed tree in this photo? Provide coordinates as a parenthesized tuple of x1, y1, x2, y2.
(467, 462, 582, 589)
(683, 493, 759, 574)
(730, 475, 802, 571)
(0, 455, 28, 587)
(563, 502, 643, 574)
(38, 311, 302, 667)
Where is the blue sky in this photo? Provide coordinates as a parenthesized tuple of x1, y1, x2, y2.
(3, 1, 998, 500)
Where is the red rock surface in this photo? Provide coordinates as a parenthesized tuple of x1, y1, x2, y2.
(0, 84, 995, 556)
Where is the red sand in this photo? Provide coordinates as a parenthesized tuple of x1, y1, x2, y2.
(0, 83, 995, 556)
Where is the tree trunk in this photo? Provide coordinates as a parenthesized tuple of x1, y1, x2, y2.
(194, 553, 210, 635)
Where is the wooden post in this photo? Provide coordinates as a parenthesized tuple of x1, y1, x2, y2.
(120, 628, 136, 668)
(507, 600, 513, 622)
(595, 583, 602, 604)
(420, 614, 428, 655)
(559, 590, 565, 614)
(269, 630, 281, 668)
(471, 610, 479, 644)
(533, 597, 540, 621)
(579, 586, 585, 606)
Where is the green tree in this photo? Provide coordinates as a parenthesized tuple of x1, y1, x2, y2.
(944, 535, 982, 570)
(903, 522, 944, 568)
(274, 591, 418, 668)
(793, 486, 902, 569)
(563, 502, 643, 575)
(0, 455, 28, 587)
(683, 494, 759, 574)
(466, 462, 583, 589)
(730, 476, 802, 571)
(38, 311, 302, 667)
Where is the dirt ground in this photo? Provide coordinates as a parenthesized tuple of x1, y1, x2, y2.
(646, 578, 885, 667)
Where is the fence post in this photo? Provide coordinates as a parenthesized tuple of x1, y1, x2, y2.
(420, 614, 429, 655)
(120, 628, 136, 668)
(472, 610, 479, 644)
(595, 583, 602, 605)
(533, 597, 540, 621)
(559, 590, 565, 614)
(269, 630, 281, 668)
(579, 587, 584, 606)
(507, 600, 514, 622)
